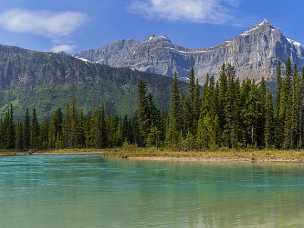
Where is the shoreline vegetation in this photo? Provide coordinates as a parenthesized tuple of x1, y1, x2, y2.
(2, 147, 304, 164)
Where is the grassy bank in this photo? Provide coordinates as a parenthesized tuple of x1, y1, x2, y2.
(102, 146, 304, 163)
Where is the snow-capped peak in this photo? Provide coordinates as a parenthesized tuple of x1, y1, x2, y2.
(258, 19, 270, 26)
(145, 35, 170, 42)
(240, 19, 273, 36)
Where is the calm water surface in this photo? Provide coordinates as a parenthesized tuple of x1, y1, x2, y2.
(0, 155, 304, 228)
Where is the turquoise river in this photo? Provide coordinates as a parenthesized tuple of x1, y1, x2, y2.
(0, 155, 304, 228)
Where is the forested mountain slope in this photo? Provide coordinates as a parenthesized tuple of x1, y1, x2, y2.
(0, 44, 187, 117)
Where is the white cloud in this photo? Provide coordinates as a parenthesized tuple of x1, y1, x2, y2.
(0, 9, 87, 38)
(130, 0, 240, 24)
(50, 44, 74, 53)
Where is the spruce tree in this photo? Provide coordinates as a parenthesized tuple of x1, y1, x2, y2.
(132, 113, 142, 146)
(264, 91, 274, 148)
(111, 117, 123, 147)
(239, 79, 252, 147)
(197, 74, 218, 149)
(137, 80, 149, 146)
(299, 67, 304, 147)
(16, 122, 24, 151)
(7, 104, 15, 149)
(40, 119, 50, 149)
(24, 109, 31, 150)
(197, 113, 218, 149)
(291, 65, 301, 147)
(122, 116, 134, 144)
(95, 107, 107, 148)
(194, 78, 201, 126)
(146, 94, 162, 147)
(256, 78, 267, 147)
(183, 131, 196, 151)
(31, 109, 40, 149)
(184, 68, 197, 134)
(64, 99, 80, 148)
(222, 64, 239, 148)
(77, 111, 86, 148)
(217, 64, 228, 145)
(147, 126, 161, 148)
(274, 63, 283, 148)
(282, 59, 293, 148)
(51, 108, 64, 148)
(166, 74, 182, 147)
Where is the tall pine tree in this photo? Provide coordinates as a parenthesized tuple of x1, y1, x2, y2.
(166, 74, 183, 147)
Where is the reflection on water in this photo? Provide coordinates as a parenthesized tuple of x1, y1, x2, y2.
(0, 155, 304, 228)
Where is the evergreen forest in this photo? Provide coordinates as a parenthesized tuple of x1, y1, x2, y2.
(1, 59, 303, 151)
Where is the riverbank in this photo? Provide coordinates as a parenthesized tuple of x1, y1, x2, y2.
(0, 148, 106, 156)
(34, 148, 106, 155)
(102, 147, 304, 164)
(2, 147, 304, 163)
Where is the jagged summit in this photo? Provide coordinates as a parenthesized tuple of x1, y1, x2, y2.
(240, 19, 276, 36)
(76, 20, 304, 83)
(145, 35, 171, 42)
(258, 19, 272, 26)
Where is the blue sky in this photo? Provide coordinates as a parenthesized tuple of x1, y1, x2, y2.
(0, 0, 302, 53)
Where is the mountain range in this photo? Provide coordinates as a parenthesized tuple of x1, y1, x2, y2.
(0, 19, 302, 117)
(76, 20, 304, 83)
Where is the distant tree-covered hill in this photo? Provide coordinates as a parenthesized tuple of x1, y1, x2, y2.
(0, 44, 187, 118)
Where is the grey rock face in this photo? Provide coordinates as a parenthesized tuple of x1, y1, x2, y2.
(76, 20, 304, 83)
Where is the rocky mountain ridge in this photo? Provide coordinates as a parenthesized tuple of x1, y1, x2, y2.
(76, 20, 304, 83)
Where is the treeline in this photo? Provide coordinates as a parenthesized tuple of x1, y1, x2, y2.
(0, 102, 127, 150)
(1, 59, 304, 151)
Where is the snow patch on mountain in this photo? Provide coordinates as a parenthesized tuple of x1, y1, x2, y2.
(287, 38, 304, 58)
(287, 38, 302, 48)
(167, 47, 207, 54)
(75, 56, 91, 63)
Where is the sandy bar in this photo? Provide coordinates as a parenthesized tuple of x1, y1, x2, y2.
(127, 156, 304, 164)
